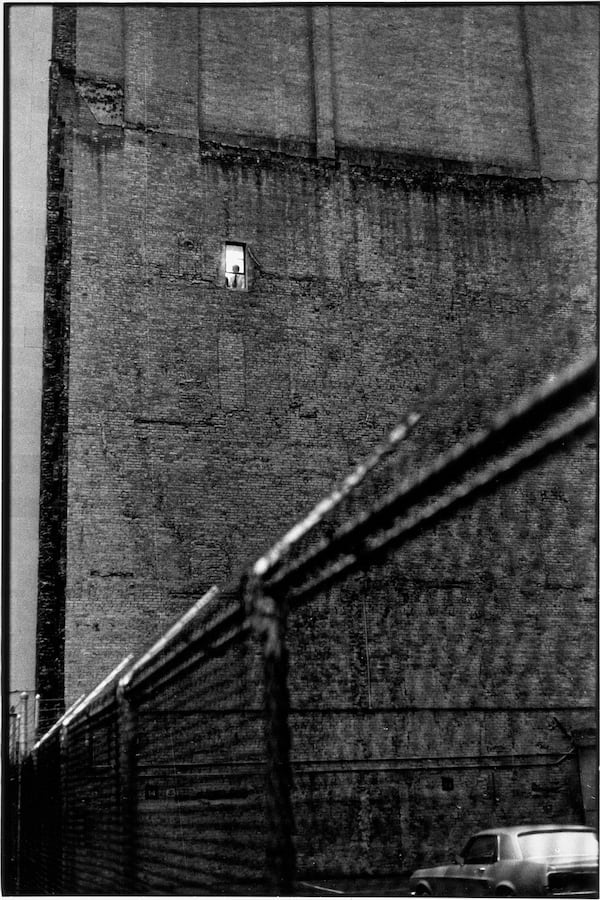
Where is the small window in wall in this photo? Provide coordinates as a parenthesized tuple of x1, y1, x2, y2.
(225, 243, 246, 290)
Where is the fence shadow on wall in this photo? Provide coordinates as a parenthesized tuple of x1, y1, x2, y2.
(11, 349, 596, 895)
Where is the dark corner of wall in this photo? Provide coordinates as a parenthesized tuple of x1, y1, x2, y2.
(35, 6, 77, 721)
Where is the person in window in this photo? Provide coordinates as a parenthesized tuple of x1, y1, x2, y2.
(227, 265, 245, 290)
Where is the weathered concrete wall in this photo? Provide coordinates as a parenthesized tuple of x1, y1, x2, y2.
(71, 5, 598, 175)
(330, 4, 598, 180)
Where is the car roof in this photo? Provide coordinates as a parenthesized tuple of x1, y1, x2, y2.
(474, 825, 597, 837)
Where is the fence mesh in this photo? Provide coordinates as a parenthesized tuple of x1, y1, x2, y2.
(60, 700, 124, 893)
(256, 348, 595, 882)
(16, 583, 287, 894)
(11, 347, 596, 894)
(19, 733, 63, 893)
(127, 588, 271, 894)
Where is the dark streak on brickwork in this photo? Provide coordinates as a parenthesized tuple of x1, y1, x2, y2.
(201, 139, 548, 195)
(518, 6, 541, 174)
(35, 6, 76, 721)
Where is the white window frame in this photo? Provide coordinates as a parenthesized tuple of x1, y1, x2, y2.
(224, 242, 247, 291)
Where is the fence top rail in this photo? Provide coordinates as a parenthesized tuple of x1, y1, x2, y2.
(33, 587, 242, 745)
(253, 412, 421, 580)
(63, 653, 135, 729)
(260, 350, 596, 597)
(280, 398, 595, 607)
(32, 694, 85, 753)
(118, 585, 221, 696)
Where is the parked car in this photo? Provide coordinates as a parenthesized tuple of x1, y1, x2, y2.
(409, 824, 598, 897)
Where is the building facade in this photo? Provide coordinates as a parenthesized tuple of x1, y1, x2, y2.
(9, 5, 52, 728)
(36, 5, 596, 872)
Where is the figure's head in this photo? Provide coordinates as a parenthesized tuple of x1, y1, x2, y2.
(232, 265, 240, 273)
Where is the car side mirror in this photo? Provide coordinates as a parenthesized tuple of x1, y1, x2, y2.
(455, 854, 464, 866)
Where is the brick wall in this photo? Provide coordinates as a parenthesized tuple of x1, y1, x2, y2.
(38, 5, 597, 876)
(69, 5, 598, 174)
(287, 441, 594, 873)
(62, 129, 595, 701)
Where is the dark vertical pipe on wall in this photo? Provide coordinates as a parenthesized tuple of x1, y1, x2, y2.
(197, 6, 204, 140)
(519, 5, 542, 174)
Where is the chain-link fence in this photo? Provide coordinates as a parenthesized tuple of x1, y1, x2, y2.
(16, 582, 290, 894)
(7, 691, 52, 763)
(11, 350, 596, 894)
(254, 350, 596, 884)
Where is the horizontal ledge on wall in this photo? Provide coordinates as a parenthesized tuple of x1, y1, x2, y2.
(289, 752, 574, 774)
(87, 751, 574, 778)
(127, 704, 595, 716)
(194, 136, 547, 188)
(287, 705, 595, 715)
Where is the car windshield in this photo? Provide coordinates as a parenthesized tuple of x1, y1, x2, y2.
(518, 830, 598, 860)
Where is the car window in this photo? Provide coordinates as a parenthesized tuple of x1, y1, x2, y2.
(518, 830, 598, 860)
(462, 835, 498, 864)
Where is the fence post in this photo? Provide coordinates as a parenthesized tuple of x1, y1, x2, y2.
(34, 694, 40, 739)
(11, 730, 22, 894)
(117, 681, 137, 893)
(9, 708, 18, 763)
(249, 579, 296, 893)
(59, 723, 70, 892)
(20, 692, 29, 756)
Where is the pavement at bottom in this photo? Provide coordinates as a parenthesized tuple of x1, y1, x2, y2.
(295, 874, 413, 896)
